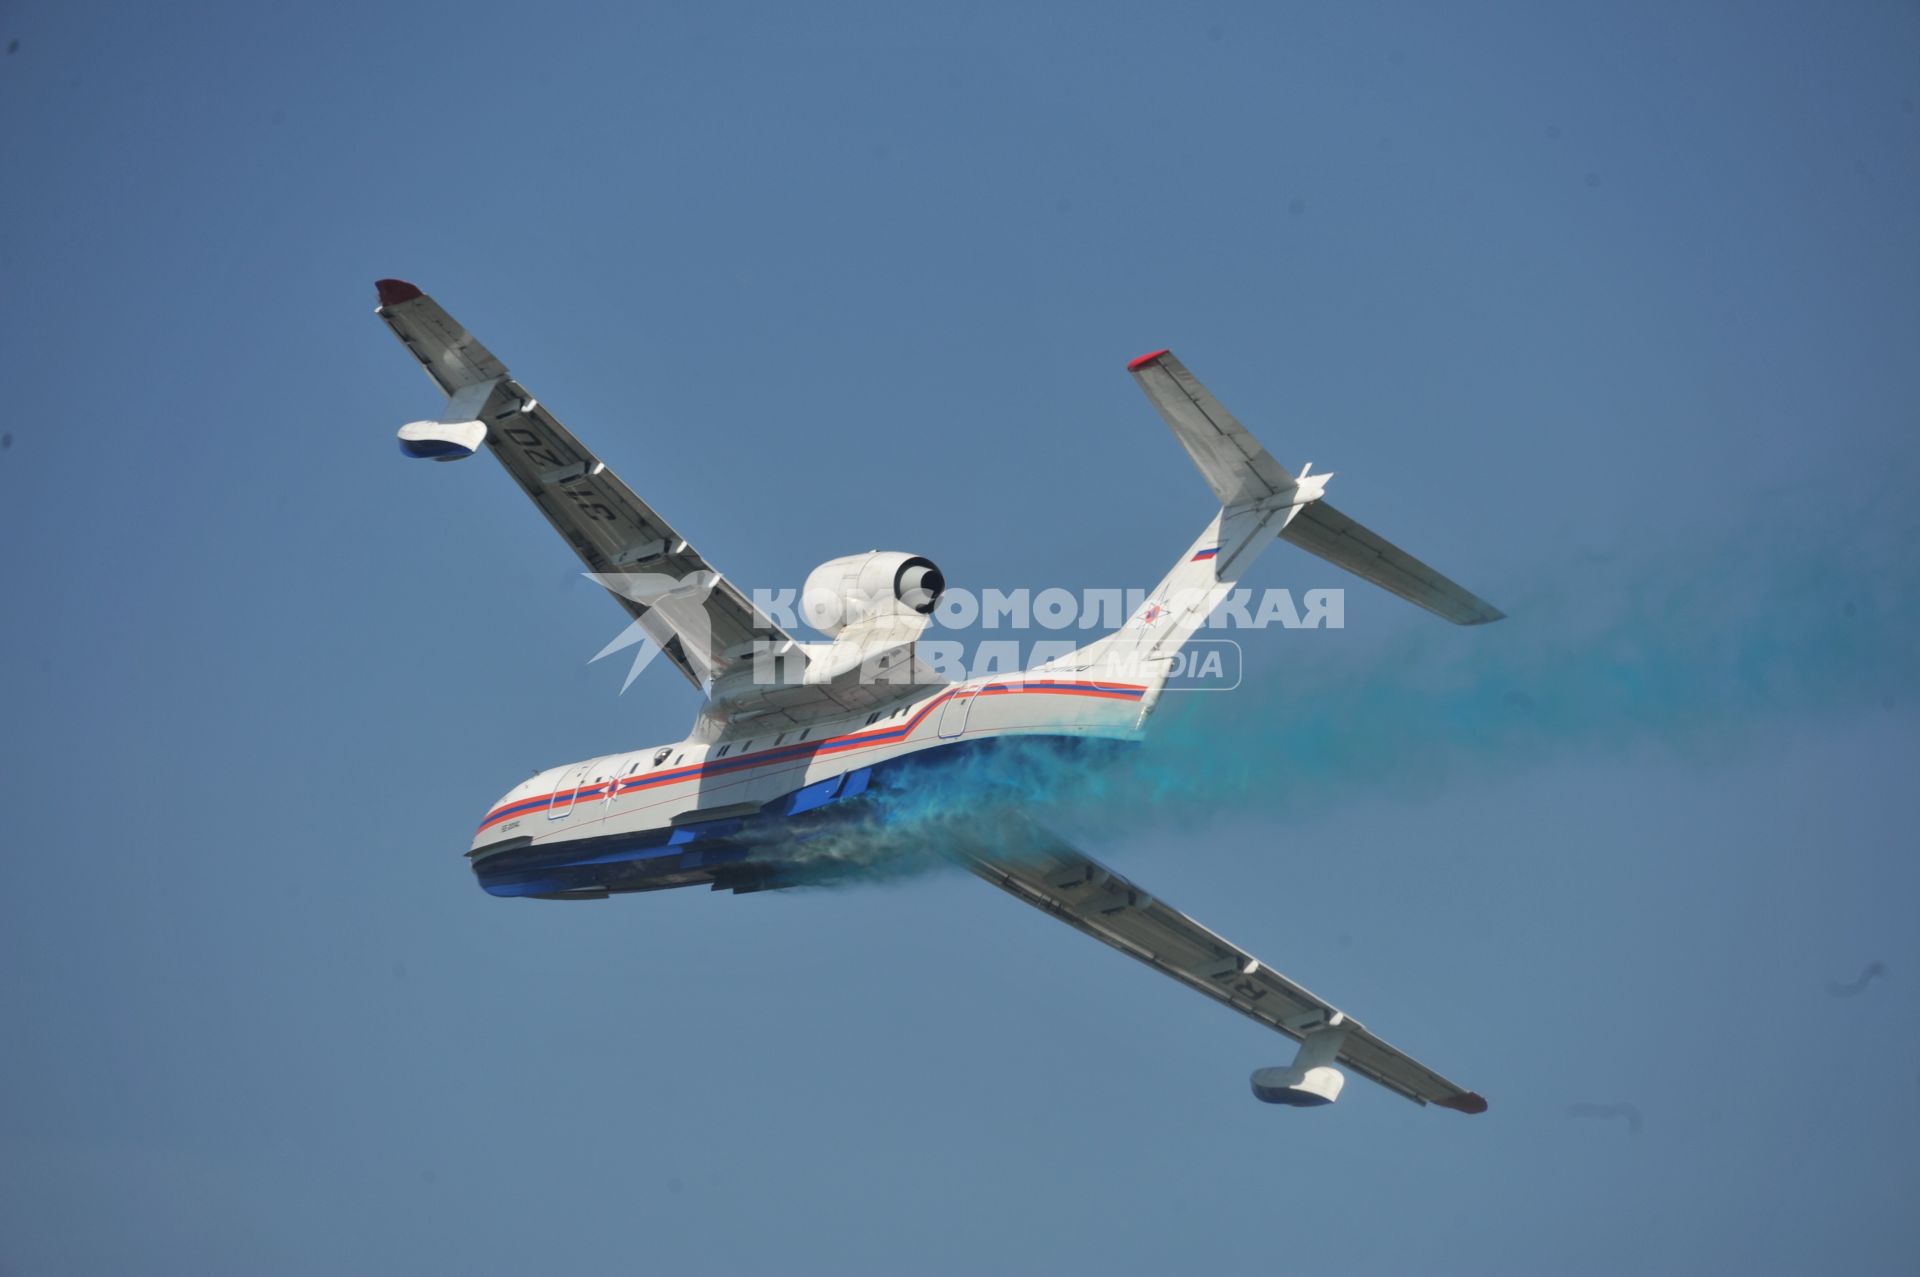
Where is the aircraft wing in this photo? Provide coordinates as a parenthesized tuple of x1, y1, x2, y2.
(374, 280, 804, 692)
(962, 823, 1487, 1113)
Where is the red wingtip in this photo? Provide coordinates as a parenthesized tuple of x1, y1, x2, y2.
(1127, 348, 1171, 372)
(1435, 1092, 1489, 1115)
(375, 278, 422, 307)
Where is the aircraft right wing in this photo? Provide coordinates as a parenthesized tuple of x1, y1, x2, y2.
(961, 821, 1487, 1113)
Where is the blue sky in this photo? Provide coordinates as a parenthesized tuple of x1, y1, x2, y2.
(2, 2, 1917, 1272)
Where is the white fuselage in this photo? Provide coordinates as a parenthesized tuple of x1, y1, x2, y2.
(469, 674, 1155, 891)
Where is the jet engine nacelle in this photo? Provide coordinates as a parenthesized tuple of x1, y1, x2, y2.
(801, 552, 945, 637)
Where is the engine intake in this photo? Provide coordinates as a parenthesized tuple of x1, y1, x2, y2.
(802, 552, 946, 637)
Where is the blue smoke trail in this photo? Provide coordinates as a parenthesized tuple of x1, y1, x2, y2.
(791, 477, 1920, 879)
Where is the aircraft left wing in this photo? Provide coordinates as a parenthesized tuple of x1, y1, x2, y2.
(962, 823, 1487, 1113)
(374, 279, 804, 693)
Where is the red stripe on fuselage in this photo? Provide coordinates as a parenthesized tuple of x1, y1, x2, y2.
(473, 682, 1145, 834)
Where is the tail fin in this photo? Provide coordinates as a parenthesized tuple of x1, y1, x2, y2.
(1127, 349, 1504, 626)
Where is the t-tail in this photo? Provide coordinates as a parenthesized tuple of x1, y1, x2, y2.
(1070, 348, 1502, 701)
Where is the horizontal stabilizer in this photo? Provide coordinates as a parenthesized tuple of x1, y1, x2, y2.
(1283, 501, 1505, 626)
(1129, 349, 1295, 506)
(1127, 348, 1503, 627)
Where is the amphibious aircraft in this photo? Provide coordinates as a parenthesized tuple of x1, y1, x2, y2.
(375, 279, 1503, 1113)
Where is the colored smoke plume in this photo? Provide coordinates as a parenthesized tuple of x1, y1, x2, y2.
(782, 478, 1920, 882)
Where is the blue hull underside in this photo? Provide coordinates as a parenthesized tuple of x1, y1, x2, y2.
(467, 736, 1123, 900)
